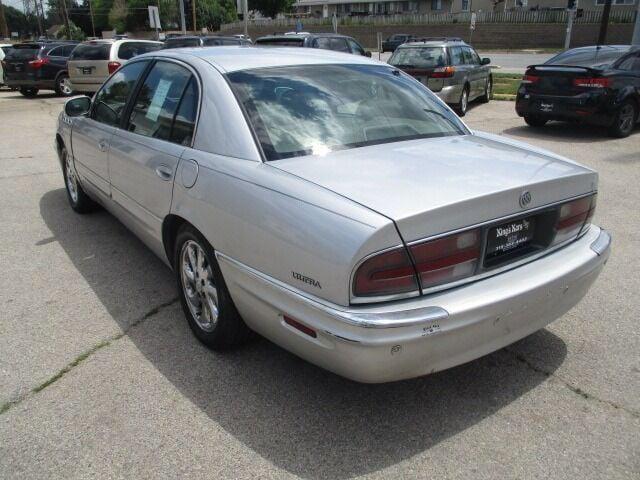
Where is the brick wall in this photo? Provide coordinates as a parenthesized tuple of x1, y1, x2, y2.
(218, 23, 633, 49)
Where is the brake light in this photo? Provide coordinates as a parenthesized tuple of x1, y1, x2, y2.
(108, 61, 121, 74)
(410, 229, 481, 290)
(572, 77, 611, 88)
(28, 58, 49, 69)
(431, 66, 455, 78)
(521, 74, 539, 84)
(553, 194, 597, 245)
(352, 246, 418, 297)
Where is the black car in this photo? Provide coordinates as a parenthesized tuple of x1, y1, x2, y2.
(2, 41, 78, 97)
(516, 45, 640, 137)
(382, 34, 413, 53)
(255, 33, 370, 57)
(163, 35, 252, 49)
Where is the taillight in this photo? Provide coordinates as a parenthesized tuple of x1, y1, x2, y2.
(353, 246, 418, 297)
(28, 58, 49, 69)
(521, 74, 539, 84)
(572, 77, 611, 88)
(553, 194, 597, 245)
(431, 66, 455, 78)
(108, 61, 121, 74)
(410, 229, 481, 290)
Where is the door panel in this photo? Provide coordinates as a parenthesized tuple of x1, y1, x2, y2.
(71, 118, 114, 198)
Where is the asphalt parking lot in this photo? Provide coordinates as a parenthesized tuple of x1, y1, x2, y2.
(0, 90, 638, 479)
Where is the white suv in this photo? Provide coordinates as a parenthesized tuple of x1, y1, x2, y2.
(68, 39, 162, 93)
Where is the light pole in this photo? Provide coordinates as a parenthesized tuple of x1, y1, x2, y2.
(632, 0, 640, 45)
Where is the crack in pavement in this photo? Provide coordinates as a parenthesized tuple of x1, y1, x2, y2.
(0, 297, 179, 416)
(505, 347, 639, 419)
(0, 171, 59, 181)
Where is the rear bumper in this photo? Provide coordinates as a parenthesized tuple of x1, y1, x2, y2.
(68, 78, 104, 93)
(218, 225, 611, 383)
(516, 91, 614, 126)
(435, 84, 463, 104)
(5, 78, 55, 90)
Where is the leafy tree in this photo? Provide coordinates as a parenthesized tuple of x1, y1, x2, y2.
(3, 4, 39, 36)
(248, 0, 293, 19)
(55, 20, 86, 40)
(196, 0, 236, 31)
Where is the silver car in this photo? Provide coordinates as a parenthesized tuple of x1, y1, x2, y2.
(56, 47, 610, 383)
(389, 38, 492, 116)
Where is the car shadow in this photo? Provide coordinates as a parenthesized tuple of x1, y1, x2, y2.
(503, 122, 639, 144)
(39, 187, 568, 479)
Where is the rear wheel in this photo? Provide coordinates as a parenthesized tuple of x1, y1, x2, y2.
(61, 145, 96, 213)
(524, 115, 548, 127)
(455, 86, 469, 116)
(55, 73, 73, 97)
(609, 100, 637, 138)
(479, 76, 492, 103)
(175, 225, 252, 350)
(20, 87, 39, 97)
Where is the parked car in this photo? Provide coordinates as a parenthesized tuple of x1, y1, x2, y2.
(381, 34, 413, 53)
(516, 45, 640, 137)
(67, 39, 162, 93)
(389, 37, 492, 116)
(1, 41, 78, 97)
(162, 35, 252, 49)
(0, 43, 12, 86)
(255, 33, 370, 57)
(56, 47, 610, 383)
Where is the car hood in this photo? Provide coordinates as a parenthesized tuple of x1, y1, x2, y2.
(272, 132, 597, 242)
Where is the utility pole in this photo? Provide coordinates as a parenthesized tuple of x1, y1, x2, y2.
(179, 0, 186, 34)
(243, 0, 248, 39)
(564, 0, 577, 50)
(597, 0, 612, 45)
(34, 0, 44, 38)
(88, 0, 96, 37)
(61, 0, 71, 39)
(192, 0, 197, 33)
(0, 0, 9, 40)
(632, 0, 640, 45)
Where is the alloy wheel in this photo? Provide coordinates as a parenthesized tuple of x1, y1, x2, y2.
(180, 240, 219, 332)
(59, 76, 73, 95)
(64, 151, 78, 203)
(618, 104, 635, 135)
(461, 89, 468, 113)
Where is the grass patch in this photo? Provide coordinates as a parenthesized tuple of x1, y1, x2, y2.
(492, 73, 522, 101)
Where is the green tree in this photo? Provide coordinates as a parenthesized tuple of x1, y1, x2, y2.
(3, 4, 39, 36)
(55, 20, 86, 40)
(248, 0, 293, 19)
(108, 0, 126, 32)
(197, 0, 236, 31)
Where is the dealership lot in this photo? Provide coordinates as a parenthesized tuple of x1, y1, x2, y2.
(0, 90, 638, 479)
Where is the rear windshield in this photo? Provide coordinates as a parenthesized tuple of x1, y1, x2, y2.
(255, 38, 304, 47)
(227, 64, 465, 161)
(69, 43, 111, 60)
(545, 46, 630, 68)
(5, 44, 41, 60)
(117, 42, 162, 59)
(164, 38, 201, 49)
(203, 37, 242, 46)
(389, 47, 447, 69)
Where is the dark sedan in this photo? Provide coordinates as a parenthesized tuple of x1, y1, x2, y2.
(162, 35, 251, 49)
(382, 34, 413, 53)
(516, 45, 640, 137)
(255, 33, 370, 57)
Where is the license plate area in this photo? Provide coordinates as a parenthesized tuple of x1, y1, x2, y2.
(81, 67, 93, 75)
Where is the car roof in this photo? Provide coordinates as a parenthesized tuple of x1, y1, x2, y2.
(256, 33, 353, 41)
(400, 37, 467, 48)
(563, 45, 630, 52)
(149, 46, 381, 73)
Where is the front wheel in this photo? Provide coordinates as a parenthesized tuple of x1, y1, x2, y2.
(175, 225, 252, 350)
(609, 100, 637, 138)
(20, 87, 39, 97)
(524, 115, 548, 127)
(62, 146, 96, 213)
(55, 73, 74, 97)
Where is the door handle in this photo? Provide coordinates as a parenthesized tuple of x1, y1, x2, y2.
(97, 140, 108, 152)
(155, 165, 173, 181)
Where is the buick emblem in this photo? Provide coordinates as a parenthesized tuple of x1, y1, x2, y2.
(519, 191, 532, 208)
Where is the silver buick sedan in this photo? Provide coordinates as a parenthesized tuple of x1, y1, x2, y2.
(56, 47, 611, 383)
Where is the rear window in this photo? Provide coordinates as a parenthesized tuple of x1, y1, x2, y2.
(545, 46, 630, 68)
(389, 47, 447, 69)
(255, 38, 304, 47)
(5, 44, 41, 60)
(70, 43, 111, 60)
(203, 38, 241, 46)
(164, 38, 201, 49)
(117, 42, 162, 60)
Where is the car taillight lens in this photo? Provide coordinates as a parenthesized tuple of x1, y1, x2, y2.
(431, 66, 455, 78)
(573, 77, 611, 88)
(521, 74, 539, 84)
(108, 61, 121, 74)
(410, 229, 481, 290)
(553, 194, 597, 245)
(28, 58, 49, 69)
(353, 247, 418, 297)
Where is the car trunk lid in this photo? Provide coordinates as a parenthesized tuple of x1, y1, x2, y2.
(272, 132, 597, 243)
(67, 42, 112, 86)
(523, 65, 609, 96)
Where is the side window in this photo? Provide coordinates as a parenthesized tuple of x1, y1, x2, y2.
(126, 61, 194, 143)
(330, 38, 350, 53)
(462, 47, 477, 65)
(313, 38, 331, 49)
(118, 42, 161, 60)
(47, 46, 64, 57)
(347, 39, 365, 56)
(62, 45, 76, 57)
(92, 61, 149, 127)
(617, 54, 640, 72)
(450, 46, 464, 66)
(171, 77, 198, 145)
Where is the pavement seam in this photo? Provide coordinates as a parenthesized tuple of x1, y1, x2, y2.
(0, 297, 179, 416)
(505, 347, 639, 419)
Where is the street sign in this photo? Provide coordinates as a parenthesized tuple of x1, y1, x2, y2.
(148, 6, 161, 30)
(470, 12, 477, 31)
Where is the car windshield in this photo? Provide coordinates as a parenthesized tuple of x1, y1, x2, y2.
(255, 38, 304, 47)
(389, 47, 447, 69)
(164, 38, 200, 48)
(69, 43, 111, 60)
(227, 64, 465, 161)
(545, 46, 630, 68)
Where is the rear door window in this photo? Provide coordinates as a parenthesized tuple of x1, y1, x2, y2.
(92, 61, 149, 127)
(462, 47, 478, 65)
(126, 61, 195, 143)
(117, 42, 161, 60)
(330, 38, 350, 53)
(347, 39, 365, 56)
(46, 45, 65, 57)
(62, 45, 77, 57)
(313, 37, 331, 50)
(449, 46, 464, 66)
(70, 43, 111, 60)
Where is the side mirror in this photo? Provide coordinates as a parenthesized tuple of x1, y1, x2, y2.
(481, 57, 491, 65)
(365, 51, 372, 58)
(64, 96, 91, 117)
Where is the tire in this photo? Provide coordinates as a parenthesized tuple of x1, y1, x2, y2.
(61, 145, 96, 213)
(19, 87, 39, 97)
(455, 85, 469, 116)
(479, 76, 492, 103)
(174, 224, 252, 350)
(608, 100, 637, 138)
(55, 73, 74, 97)
(524, 115, 548, 127)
